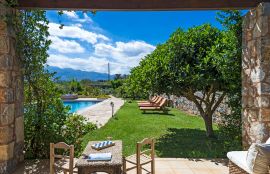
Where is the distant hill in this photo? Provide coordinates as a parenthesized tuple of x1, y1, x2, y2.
(48, 66, 114, 81)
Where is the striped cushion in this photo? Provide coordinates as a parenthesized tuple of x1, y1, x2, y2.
(92, 141, 114, 149)
(246, 143, 270, 173)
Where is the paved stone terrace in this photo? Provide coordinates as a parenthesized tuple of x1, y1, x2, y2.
(13, 158, 228, 174)
(77, 96, 124, 128)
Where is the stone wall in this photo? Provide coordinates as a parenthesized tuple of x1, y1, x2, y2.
(168, 93, 230, 123)
(242, 3, 270, 149)
(0, 2, 24, 173)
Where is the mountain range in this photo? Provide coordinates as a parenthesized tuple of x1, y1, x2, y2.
(48, 66, 114, 81)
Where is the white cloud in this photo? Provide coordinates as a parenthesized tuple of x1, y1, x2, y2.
(63, 11, 93, 23)
(48, 23, 109, 44)
(48, 40, 155, 74)
(49, 36, 85, 53)
(63, 11, 79, 19)
(48, 19, 155, 74)
(94, 41, 155, 67)
(77, 13, 93, 23)
(48, 54, 130, 74)
(73, 23, 83, 28)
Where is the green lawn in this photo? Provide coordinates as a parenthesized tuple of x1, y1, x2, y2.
(82, 101, 231, 158)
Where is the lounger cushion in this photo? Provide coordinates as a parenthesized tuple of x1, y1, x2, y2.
(246, 143, 270, 173)
(227, 151, 251, 173)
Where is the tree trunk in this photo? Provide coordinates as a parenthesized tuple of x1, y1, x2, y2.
(203, 115, 215, 138)
(185, 91, 223, 138)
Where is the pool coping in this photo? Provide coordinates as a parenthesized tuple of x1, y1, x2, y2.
(62, 98, 106, 102)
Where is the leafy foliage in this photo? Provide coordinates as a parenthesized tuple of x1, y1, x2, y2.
(122, 9, 244, 139)
(17, 10, 66, 158)
(125, 23, 241, 137)
(216, 10, 243, 150)
(166, 25, 229, 137)
(13, 9, 97, 158)
(63, 114, 97, 156)
(56, 79, 111, 98)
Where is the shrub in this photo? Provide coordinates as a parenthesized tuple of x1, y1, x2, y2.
(24, 103, 97, 158)
(62, 114, 97, 156)
(24, 98, 70, 159)
(218, 94, 242, 151)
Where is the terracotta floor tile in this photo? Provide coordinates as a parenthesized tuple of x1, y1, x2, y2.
(167, 160, 189, 169)
(155, 168, 175, 174)
(155, 161, 171, 169)
(191, 168, 213, 174)
(172, 168, 194, 174)
(184, 160, 208, 169)
(13, 158, 229, 174)
(203, 159, 228, 170)
(209, 169, 228, 174)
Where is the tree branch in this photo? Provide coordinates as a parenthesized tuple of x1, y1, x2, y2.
(183, 89, 206, 118)
(195, 95, 208, 105)
(211, 92, 226, 114)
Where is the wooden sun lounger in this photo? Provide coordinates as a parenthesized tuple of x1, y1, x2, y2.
(140, 98, 167, 113)
(137, 96, 157, 103)
(137, 96, 158, 104)
(138, 97, 162, 107)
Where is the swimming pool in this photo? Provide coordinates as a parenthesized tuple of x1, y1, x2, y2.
(63, 100, 100, 113)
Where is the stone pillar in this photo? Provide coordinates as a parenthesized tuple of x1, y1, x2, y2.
(0, 1, 24, 173)
(242, 2, 270, 149)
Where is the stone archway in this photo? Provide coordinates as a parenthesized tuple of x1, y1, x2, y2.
(1, 1, 270, 173)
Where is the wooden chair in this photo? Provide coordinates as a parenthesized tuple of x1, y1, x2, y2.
(123, 138, 155, 174)
(50, 142, 78, 174)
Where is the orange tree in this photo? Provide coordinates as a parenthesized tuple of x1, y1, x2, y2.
(127, 24, 239, 138)
(167, 24, 239, 137)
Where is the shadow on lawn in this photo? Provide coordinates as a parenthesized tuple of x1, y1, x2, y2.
(142, 112, 175, 116)
(155, 128, 230, 158)
(140, 109, 175, 116)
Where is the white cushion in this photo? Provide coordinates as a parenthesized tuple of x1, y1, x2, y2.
(227, 151, 252, 173)
(266, 138, 270, 144)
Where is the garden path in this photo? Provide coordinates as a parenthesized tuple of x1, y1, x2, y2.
(77, 96, 124, 128)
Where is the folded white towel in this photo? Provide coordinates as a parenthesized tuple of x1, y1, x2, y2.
(88, 153, 112, 161)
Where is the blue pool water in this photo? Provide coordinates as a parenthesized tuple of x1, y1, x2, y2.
(63, 101, 100, 113)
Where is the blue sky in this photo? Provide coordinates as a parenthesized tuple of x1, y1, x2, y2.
(46, 10, 225, 74)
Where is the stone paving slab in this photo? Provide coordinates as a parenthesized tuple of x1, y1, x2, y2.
(13, 158, 228, 174)
(77, 96, 124, 128)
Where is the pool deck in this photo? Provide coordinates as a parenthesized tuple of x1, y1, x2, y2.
(77, 96, 125, 128)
